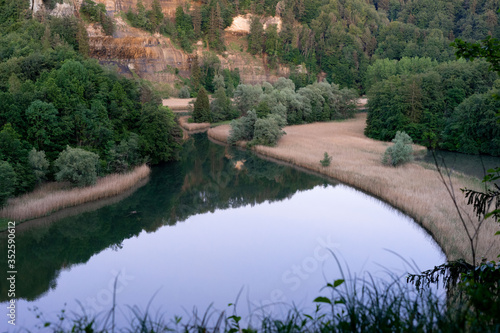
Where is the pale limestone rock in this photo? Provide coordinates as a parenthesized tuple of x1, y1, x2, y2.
(50, 3, 74, 17)
(225, 14, 282, 34)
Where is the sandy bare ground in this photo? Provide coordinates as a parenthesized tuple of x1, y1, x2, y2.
(208, 114, 500, 262)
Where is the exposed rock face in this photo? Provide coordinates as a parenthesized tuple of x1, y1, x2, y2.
(226, 14, 282, 34)
(88, 20, 188, 83)
(87, 4, 289, 85)
(30, 0, 44, 13)
(50, 2, 75, 17)
(89, 16, 289, 85)
(30, 0, 76, 17)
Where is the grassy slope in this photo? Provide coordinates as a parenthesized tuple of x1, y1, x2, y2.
(208, 114, 499, 262)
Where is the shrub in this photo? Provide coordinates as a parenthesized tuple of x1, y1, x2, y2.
(253, 116, 285, 146)
(28, 149, 49, 183)
(228, 110, 258, 145)
(382, 131, 414, 167)
(54, 146, 99, 187)
(320, 152, 332, 167)
(178, 86, 191, 98)
(0, 161, 16, 207)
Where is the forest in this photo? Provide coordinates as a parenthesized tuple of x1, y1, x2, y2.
(0, 0, 182, 206)
(124, 0, 500, 153)
(0, 0, 499, 207)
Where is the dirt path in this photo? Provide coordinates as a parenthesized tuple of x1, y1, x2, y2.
(208, 114, 499, 262)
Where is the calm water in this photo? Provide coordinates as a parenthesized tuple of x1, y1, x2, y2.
(417, 150, 500, 183)
(0, 134, 445, 332)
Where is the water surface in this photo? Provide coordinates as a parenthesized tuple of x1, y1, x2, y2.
(0, 134, 445, 331)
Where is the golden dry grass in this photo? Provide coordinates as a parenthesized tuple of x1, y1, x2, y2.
(0, 164, 151, 222)
(162, 98, 194, 111)
(178, 115, 211, 132)
(208, 114, 499, 262)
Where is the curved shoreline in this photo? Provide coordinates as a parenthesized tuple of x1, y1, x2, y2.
(0, 164, 151, 229)
(208, 114, 499, 262)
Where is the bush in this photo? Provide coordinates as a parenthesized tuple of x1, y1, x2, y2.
(178, 86, 191, 98)
(28, 149, 49, 183)
(382, 131, 414, 167)
(0, 161, 16, 207)
(54, 146, 99, 187)
(252, 116, 285, 146)
(320, 152, 332, 167)
(228, 110, 258, 145)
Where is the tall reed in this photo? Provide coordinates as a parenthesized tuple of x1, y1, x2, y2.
(179, 116, 211, 131)
(0, 164, 151, 222)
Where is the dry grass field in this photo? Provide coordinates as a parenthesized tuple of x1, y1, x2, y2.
(208, 114, 499, 262)
(162, 98, 194, 111)
(0, 164, 151, 223)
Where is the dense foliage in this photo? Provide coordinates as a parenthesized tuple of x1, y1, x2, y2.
(0, 1, 182, 204)
(193, 87, 211, 122)
(228, 78, 356, 146)
(54, 146, 99, 187)
(240, 0, 498, 91)
(364, 58, 499, 154)
(119, 0, 497, 95)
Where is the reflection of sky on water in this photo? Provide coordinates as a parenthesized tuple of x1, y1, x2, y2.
(6, 184, 444, 332)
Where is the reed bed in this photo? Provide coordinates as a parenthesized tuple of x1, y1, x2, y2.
(207, 115, 499, 262)
(162, 98, 194, 112)
(179, 115, 211, 131)
(0, 164, 151, 222)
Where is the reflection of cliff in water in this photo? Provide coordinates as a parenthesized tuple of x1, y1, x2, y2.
(0, 134, 330, 301)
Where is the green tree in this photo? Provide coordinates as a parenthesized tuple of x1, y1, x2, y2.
(109, 134, 142, 173)
(0, 124, 36, 194)
(135, 0, 149, 30)
(150, 0, 164, 32)
(228, 110, 258, 144)
(54, 146, 99, 187)
(192, 87, 211, 123)
(252, 115, 285, 146)
(190, 55, 201, 93)
(25, 100, 60, 152)
(234, 84, 263, 115)
(139, 104, 181, 164)
(28, 149, 49, 184)
(0, 160, 16, 207)
(320, 152, 332, 167)
(248, 16, 264, 54)
(382, 131, 414, 167)
(210, 84, 234, 122)
(264, 24, 280, 67)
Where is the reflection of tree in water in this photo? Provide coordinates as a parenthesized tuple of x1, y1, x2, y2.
(0, 134, 330, 301)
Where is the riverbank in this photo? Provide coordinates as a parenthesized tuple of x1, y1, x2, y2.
(208, 114, 499, 262)
(0, 164, 151, 229)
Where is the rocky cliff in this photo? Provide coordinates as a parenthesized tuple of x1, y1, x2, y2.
(88, 14, 289, 86)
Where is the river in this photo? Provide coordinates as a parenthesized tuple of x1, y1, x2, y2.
(0, 133, 445, 331)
